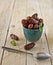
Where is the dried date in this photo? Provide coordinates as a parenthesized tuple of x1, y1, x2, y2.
(10, 34, 19, 41)
(32, 13, 38, 20)
(27, 16, 33, 24)
(28, 24, 33, 29)
(22, 19, 28, 28)
(24, 42, 35, 50)
(34, 24, 39, 29)
(38, 18, 43, 25)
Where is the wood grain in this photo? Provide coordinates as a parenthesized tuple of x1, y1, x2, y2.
(37, 0, 53, 64)
(0, 0, 15, 64)
(0, 0, 52, 65)
(2, 0, 27, 65)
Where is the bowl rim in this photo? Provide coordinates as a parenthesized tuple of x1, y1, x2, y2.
(23, 27, 43, 31)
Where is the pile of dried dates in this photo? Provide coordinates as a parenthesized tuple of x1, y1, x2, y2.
(22, 13, 44, 30)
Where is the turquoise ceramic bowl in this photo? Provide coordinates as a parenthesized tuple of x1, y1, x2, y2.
(23, 27, 43, 42)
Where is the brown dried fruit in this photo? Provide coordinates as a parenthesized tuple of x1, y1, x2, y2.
(24, 42, 35, 50)
(27, 16, 32, 20)
(28, 24, 33, 29)
(38, 18, 43, 24)
(22, 19, 28, 28)
(21, 13, 44, 29)
(34, 24, 39, 29)
(32, 18, 39, 24)
(10, 34, 19, 41)
(27, 16, 34, 24)
(32, 13, 38, 20)
(34, 20, 39, 24)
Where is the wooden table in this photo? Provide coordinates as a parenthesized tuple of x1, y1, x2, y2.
(0, 0, 53, 65)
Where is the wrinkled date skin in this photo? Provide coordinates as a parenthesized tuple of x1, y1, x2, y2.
(22, 19, 28, 28)
(24, 42, 35, 50)
(38, 18, 43, 25)
(32, 13, 38, 20)
(34, 23, 39, 29)
(10, 34, 19, 41)
(21, 13, 44, 29)
(27, 16, 35, 24)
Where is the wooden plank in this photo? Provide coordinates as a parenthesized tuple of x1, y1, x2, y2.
(26, 0, 51, 65)
(2, 0, 52, 65)
(2, 0, 27, 65)
(37, 0, 53, 34)
(37, 0, 53, 64)
(0, 0, 15, 64)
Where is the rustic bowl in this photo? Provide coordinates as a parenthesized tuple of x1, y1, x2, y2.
(23, 27, 43, 42)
